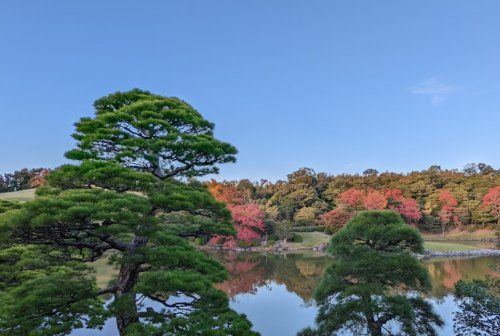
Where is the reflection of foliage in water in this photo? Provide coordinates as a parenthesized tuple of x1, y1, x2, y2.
(211, 252, 499, 302)
(214, 252, 267, 297)
(425, 257, 499, 298)
(453, 276, 499, 336)
(212, 252, 328, 302)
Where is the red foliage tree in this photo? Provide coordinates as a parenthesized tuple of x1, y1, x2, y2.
(363, 190, 387, 210)
(385, 189, 404, 205)
(209, 203, 265, 248)
(29, 168, 50, 188)
(337, 188, 364, 209)
(206, 180, 243, 206)
(483, 186, 500, 227)
(438, 190, 462, 233)
(317, 209, 353, 233)
(385, 189, 421, 223)
(231, 204, 266, 242)
(399, 198, 422, 223)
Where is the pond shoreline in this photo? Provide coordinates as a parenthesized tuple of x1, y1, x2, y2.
(199, 245, 500, 258)
(418, 248, 500, 259)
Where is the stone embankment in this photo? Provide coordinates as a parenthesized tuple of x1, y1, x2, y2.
(417, 249, 500, 259)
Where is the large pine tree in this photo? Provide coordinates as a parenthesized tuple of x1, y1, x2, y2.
(0, 89, 257, 335)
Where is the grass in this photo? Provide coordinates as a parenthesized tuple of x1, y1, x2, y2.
(88, 256, 118, 289)
(0, 189, 37, 202)
(290, 232, 331, 248)
(422, 229, 497, 241)
(423, 241, 477, 252)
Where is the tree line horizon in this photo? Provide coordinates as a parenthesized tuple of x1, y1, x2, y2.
(2, 163, 499, 242)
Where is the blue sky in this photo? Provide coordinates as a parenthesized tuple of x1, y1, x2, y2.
(1, 1, 499, 181)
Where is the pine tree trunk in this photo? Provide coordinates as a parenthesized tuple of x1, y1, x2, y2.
(115, 236, 147, 335)
(367, 317, 383, 336)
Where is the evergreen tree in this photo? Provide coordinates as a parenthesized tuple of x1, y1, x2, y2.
(300, 211, 443, 336)
(0, 89, 257, 335)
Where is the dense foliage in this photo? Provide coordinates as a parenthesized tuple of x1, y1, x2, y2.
(0, 89, 257, 335)
(0, 168, 50, 192)
(208, 165, 499, 235)
(301, 211, 444, 336)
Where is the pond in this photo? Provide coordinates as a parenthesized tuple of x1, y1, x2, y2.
(73, 252, 499, 336)
(213, 252, 499, 336)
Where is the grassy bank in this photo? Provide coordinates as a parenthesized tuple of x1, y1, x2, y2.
(288, 232, 331, 248)
(422, 229, 497, 242)
(289, 232, 494, 252)
(0, 189, 37, 202)
(423, 241, 477, 252)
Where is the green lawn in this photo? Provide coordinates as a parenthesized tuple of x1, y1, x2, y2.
(423, 241, 477, 252)
(0, 189, 37, 202)
(291, 232, 331, 248)
(289, 233, 481, 252)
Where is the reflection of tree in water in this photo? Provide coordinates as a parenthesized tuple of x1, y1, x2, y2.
(424, 257, 499, 298)
(213, 252, 266, 298)
(212, 252, 329, 303)
(270, 254, 327, 303)
(453, 276, 499, 336)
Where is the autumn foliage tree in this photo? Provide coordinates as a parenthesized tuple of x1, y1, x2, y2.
(483, 186, 500, 227)
(337, 188, 365, 210)
(207, 182, 266, 247)
(385, 189, 422, 223)
(317, 209, 353, 234)
(335, 188, 421, 225)
(206, 180, 244, 206)
(210, 204, 266, 248)
(362, 189, 388, 210)
(438, 190, 463, 234)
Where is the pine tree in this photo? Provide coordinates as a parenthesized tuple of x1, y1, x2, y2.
(0, 89, 257, 335)
(300, 211, 443, 336)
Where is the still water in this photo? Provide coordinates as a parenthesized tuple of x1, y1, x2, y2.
(73, 252, 499, 336)
(212, 252, 499, 336)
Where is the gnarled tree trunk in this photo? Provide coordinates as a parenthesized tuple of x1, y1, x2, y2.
(114, 236, 147, 335)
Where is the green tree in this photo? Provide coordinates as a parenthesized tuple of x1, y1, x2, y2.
(0, 89, 257, 336)
(301, 211, 443, 336)
(272, 220, 293, 243)
(294, 207, 318, 226)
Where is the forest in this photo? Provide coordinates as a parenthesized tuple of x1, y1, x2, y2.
(205, 165, 499, 247)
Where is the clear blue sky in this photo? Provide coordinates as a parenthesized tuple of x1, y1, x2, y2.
(1, 1, 499, 181)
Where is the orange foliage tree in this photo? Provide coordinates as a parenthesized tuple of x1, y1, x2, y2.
(483, 186, 500, 227)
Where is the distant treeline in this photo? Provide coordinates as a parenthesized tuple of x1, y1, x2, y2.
(207, 163, 500, 233)
(0, 168, 50, 192)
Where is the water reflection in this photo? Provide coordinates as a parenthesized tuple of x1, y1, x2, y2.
(211, 252, 499, 336)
